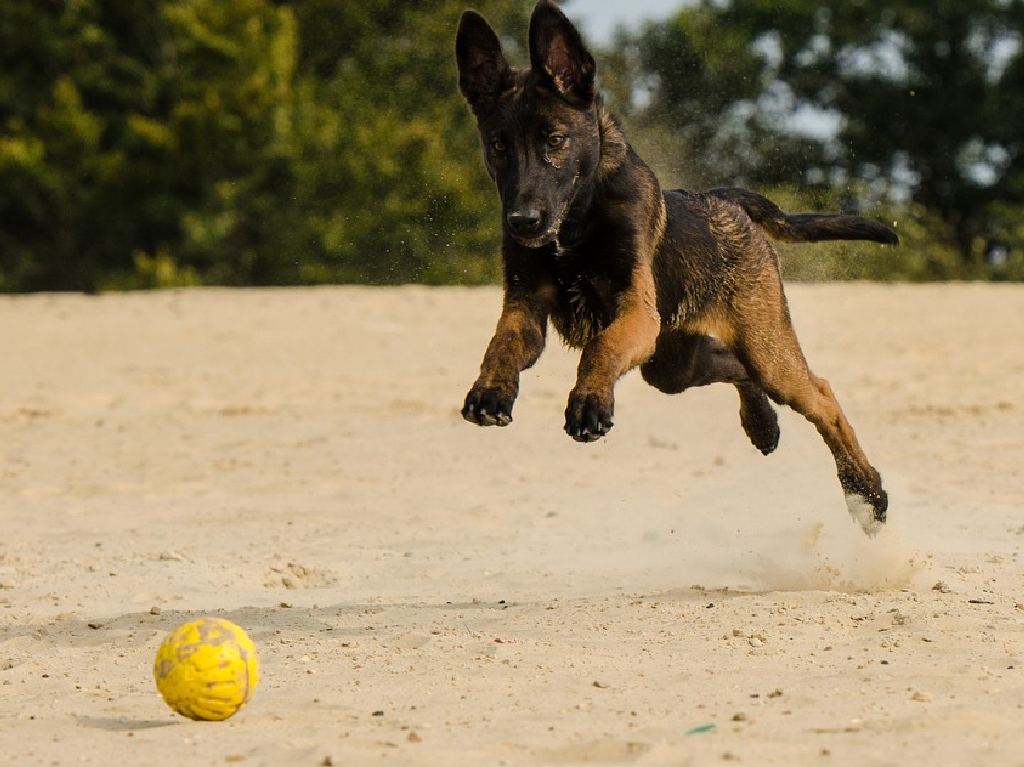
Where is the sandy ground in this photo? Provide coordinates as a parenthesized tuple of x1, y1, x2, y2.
(1, 284, 1023, 766)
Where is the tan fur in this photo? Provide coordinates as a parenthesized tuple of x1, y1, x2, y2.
(571, 174, 665, 396)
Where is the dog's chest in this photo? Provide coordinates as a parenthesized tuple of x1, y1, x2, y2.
(550, 246, 616, 349)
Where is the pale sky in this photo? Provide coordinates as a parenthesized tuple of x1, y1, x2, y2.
(564, 0, 684, 43)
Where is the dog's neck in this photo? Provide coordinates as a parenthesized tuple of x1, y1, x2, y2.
(556, 103, 629, 249)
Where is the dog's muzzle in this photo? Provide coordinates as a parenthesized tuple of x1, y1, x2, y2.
(506, 207, 549, 239)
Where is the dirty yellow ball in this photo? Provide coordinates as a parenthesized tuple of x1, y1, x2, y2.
(153, 617, 260, 721)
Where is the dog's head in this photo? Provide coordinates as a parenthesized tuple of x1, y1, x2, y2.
(456, 1, 602, 248)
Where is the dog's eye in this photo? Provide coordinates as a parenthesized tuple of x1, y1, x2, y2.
(546, 134, 566, 149)
(490, 139, 507, 153)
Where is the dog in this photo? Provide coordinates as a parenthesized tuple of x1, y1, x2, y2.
(455, 1, 897, 535)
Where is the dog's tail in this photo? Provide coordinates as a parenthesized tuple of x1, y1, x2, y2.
(708, 187, 898, 246)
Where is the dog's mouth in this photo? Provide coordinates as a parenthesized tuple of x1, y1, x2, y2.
(508, 229, 558, 248)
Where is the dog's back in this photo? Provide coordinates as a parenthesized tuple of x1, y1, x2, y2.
(652, 186, 898, 335)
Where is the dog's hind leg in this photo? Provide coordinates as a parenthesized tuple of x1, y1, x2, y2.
(729, 275, 887, 535)
(640, 330, 780, 455)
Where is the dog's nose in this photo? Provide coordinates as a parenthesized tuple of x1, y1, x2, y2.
(506, 209, 545, 237)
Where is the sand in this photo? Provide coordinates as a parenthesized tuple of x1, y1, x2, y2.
(1, 284, 1022, 766)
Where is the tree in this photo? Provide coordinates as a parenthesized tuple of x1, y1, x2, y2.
(602, 4, 829, 190)
(627, 0, 1024, 271)
(0, 0, 525, 291)
(282, 0, 525, 285)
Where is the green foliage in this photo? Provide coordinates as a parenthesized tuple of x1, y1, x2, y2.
(0, 0, 520, 291)
(767, 186, 965, 281)
(1, 1, 1022, 290)
(627, 0, 1024, 273)
(621, 6, 827, 189)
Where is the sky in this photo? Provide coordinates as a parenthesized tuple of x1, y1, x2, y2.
(564, 0, 683, 43)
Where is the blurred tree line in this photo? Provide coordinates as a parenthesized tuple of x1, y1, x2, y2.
(1, 0, 1022, 291)
(608, 0, 1024, 280)
(0, 0, 521, 290)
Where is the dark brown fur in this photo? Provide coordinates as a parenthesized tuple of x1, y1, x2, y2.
(456, 1, 896, 534)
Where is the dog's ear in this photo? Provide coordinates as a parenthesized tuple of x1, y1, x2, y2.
(529, 0, 595, 104)
(456, 10, 512, 115)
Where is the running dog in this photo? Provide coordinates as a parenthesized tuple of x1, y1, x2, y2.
(455, 1, 897, 535)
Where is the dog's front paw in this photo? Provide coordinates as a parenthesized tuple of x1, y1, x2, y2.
(564, 388, 614, 443)
(462, 382, 516, 427)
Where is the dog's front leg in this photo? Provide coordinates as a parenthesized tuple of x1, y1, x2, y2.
(462, 261, 555, 427)
(565, 283, 660, 442)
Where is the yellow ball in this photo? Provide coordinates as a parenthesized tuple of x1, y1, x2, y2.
(153, 617, 260, 721)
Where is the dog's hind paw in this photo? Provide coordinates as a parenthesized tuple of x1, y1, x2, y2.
(845, 492, 888, 537)
(462, 383, 516, 427)
(739, 391, 780, 455)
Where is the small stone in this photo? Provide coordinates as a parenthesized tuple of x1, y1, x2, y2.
(279, 602, 293, 608)
(911, 690, 933, 702)
(932, 581, 951, 593)
(592, 680, 609, 689)
(767, 688, 783, 699)
(731, 712, 747, 722)
(748, 637, 763, 648)
(149, 606, 161, 615)
(372, 710, 384, 717)
(407, 732, 422, 743)
(321, 758, 333, 767)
